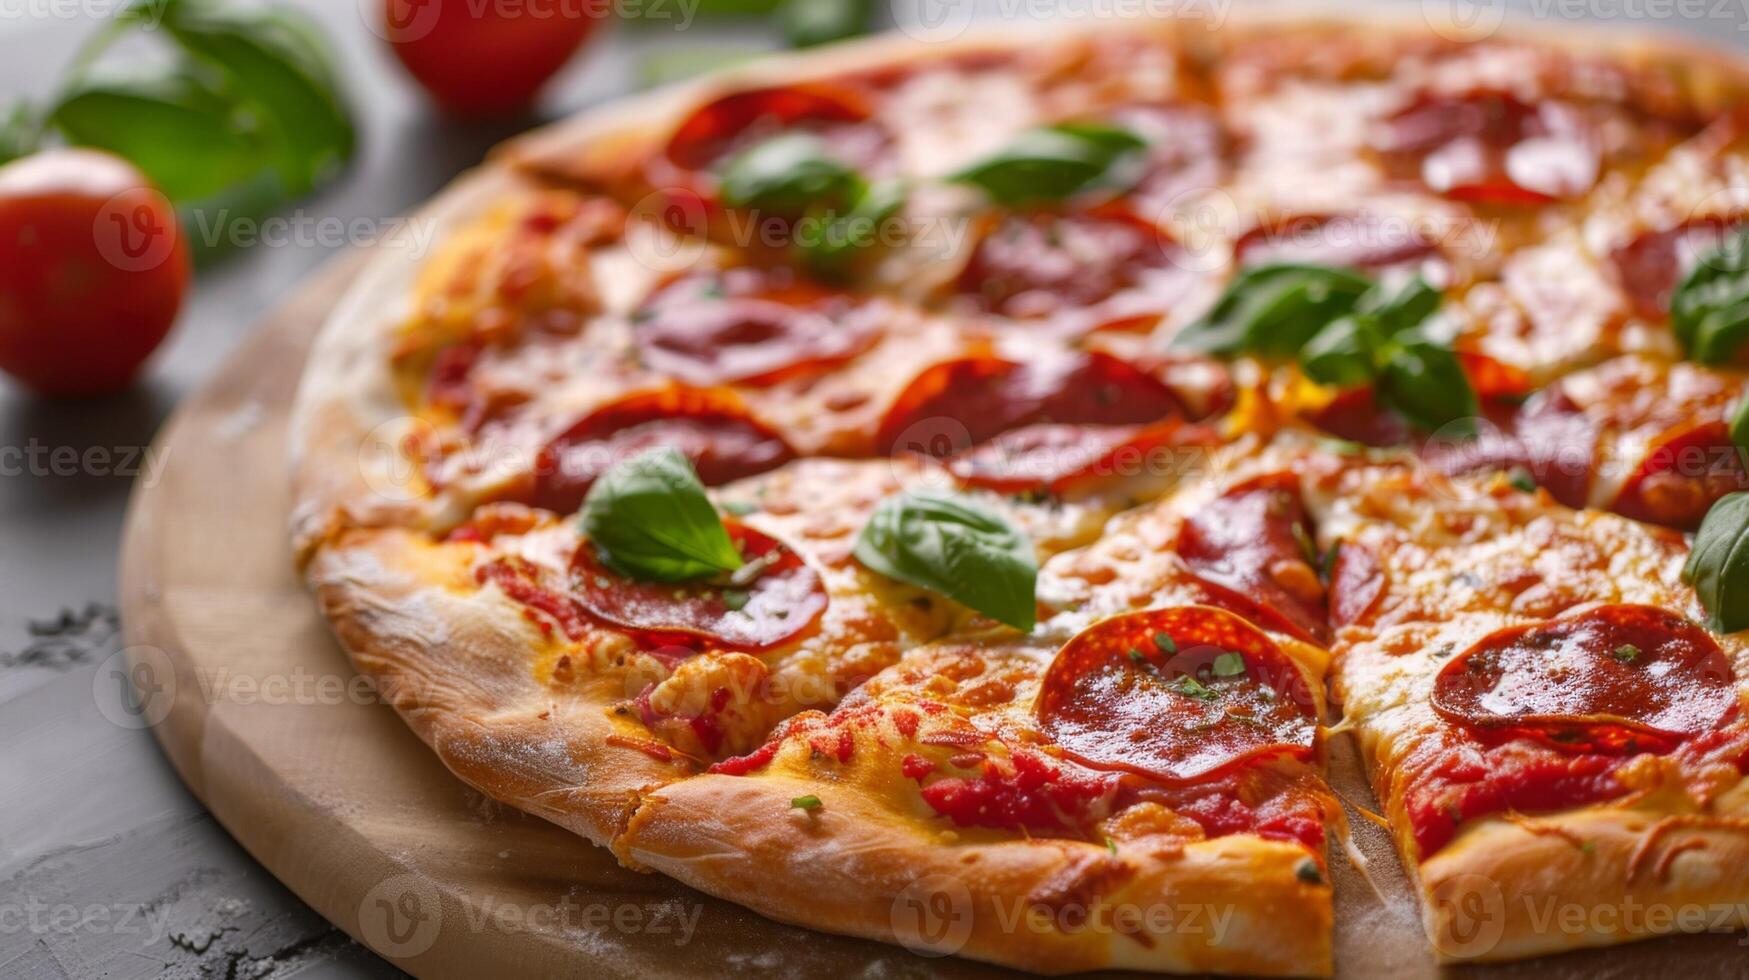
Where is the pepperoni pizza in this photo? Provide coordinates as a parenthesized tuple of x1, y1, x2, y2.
(291, 17, 1749, 975)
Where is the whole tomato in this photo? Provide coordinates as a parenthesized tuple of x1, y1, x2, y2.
(0, 149, 190, 396)
(382, 0, 604, 116)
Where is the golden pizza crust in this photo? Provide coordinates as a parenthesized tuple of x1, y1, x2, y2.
(622, 770, 1333, 976)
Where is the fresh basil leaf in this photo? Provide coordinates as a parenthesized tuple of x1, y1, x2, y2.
(50, 66, 265, 202)
(797, 177, 905, 277)
(1299, 314, 1381, 388)
(1167, 674, 1217, 701)
(159, 1, 355, 195)
(854, 491, 1038, 632)
(1685, 491, 1749, 633)
(1693, 304, 1749, 365)
(1174, 263, 1372, 357)
(1376, 334, 1478, 436)
(0, 103, 38, 166)
(949, 124, 1145, 206)
(781, 0, 870, 48)
(580, 448, 745, 583)
(1672, 225, 1749, 365)
(1049, 122, 1148, 156)
(718, 132, 862, 217)
(1359, 275, 1443, 336)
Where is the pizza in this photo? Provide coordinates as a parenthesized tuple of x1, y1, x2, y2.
(289, 16, 1749, 976)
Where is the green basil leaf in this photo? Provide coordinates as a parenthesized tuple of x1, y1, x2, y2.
(1299, 314, 1382, 388)
(580, 448, 745, 583)
(159, 1, 355, 195)
(948, 124, 1145, 206)
(1048, 122, 1148, 157)
(1693, 304, 1749, 365)
(1376, 334, 1479, 436)
(781, 0, 870, 48)
(796, 177, 905, 277)
(1672, 225, 1749, 365)
(718, 132, 862, 217)
(1684, 491, 1749, 633)
(1359, 275, 1443, 336)
(1174, 263, 1372, 357)
(853, 491, 1038, 632)
(0, 103, 39, 166)
(50, 66, 266, 202)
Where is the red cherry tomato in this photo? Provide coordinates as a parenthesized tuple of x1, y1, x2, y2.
(0, 149, 190, 396)
(381, 0, 604, 116)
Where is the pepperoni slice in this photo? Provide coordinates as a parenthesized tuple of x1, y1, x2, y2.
(531, 389, 795, 514)
(633, 270, 881, 387)
(1611, 420, 1749, 530)
(1424, 386, 1597, 509)
(945, 418, 1218, 494)
(1036, 606, 1319, 784)
(1178, 473, 1329, 645)
(571, 521, 826, 651)
(952, 209, 1194, 327)
(1609, 216, 1738, 321)
(663, 83, 887, 174)
(1233, 213, 1445, 279)
(875, 350, 1185, 457)
(1373, 93, 1598, 204)
(1432, 605, 1736, 754)
(1328, 543, 1384, 629)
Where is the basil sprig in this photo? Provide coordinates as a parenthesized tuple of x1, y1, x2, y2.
(1178, 266, 1477, 436)
(3, 0, 354, 203)
(1683, 491, 1749, 633)
(781, 0, 872, 47)
(718, 132, 862, 217)
(799, 176, 905, 278)
(1174, 264, 1373, 358)
(1672, 225, 1749, 366)
(854, 491, 1038, 632)
(580, 449, 745, 583)
(949, 123, 1146, 206)
(716, 133, 903, 274)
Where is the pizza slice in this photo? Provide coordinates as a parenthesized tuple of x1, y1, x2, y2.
(1309, 453, 1749, 961)
(613, 448, 1339, 975)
